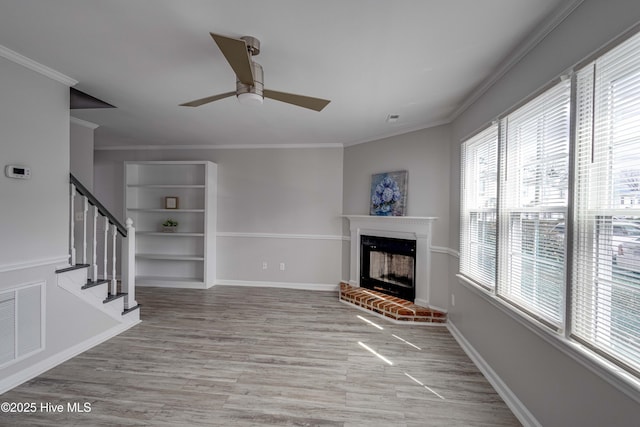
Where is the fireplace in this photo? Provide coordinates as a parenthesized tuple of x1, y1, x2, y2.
(343, 215, 437, 307)
(360, 235, 416, 301)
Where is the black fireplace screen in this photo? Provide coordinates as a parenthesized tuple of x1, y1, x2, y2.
(369, 252, 414, 287)
(360, 235, 416, 301)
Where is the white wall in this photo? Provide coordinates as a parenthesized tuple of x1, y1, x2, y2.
(93, 139, 344, 287)
(448, 1, 640, 425)
(342, 125, 452, 309)
(0, 54, 122, 392)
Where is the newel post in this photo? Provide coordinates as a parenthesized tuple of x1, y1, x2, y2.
(121, 218, 137, 310)
(69, 183, 76, 265)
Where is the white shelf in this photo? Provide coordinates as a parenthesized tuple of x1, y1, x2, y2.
(125, 161, 217, 289)
(136, 253, 204, 261)
(127, 184, 205, 189)
(128, 208, 205, 213)
(136, 276, 205, 288)
(137, 232, 205, 237)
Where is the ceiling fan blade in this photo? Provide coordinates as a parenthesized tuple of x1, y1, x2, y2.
(179, 91, 236, 107)
(210, 32, 254, 86)
(263, 89, 330, 112)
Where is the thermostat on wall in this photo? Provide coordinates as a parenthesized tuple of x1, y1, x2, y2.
(5, 165, 31, 179)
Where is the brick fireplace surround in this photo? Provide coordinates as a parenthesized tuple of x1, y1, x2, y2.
(339, 282, 447, 324)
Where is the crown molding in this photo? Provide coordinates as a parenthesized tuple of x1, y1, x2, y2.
(70, 117, 99, 130)
(0, 44, 77, 87)
(95, 143, 344, 151)
(448, 0, 584, 121)
(342, 119, 451, 148)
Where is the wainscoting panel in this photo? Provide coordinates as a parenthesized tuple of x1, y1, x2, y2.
(0, 282, 45, 369)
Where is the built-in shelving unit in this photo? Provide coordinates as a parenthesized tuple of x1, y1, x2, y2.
(124, 161, 217, 289)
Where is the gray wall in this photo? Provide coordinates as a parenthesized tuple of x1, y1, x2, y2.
(70, 120, 96, 256)
(70, 120, 95, 191)
(0, 57, 69, 265)
(94, 140, 344, 287)
(0, 55, 120, 390)
(342, 125, 452, 309)
(448, 0, 640, 425)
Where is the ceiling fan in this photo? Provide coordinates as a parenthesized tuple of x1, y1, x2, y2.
(180, 33, 331, 112)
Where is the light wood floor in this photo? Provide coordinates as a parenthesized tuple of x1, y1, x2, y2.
(1, 286, 520, 426)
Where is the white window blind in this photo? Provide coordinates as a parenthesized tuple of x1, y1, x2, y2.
(460, 124, 499, 289)
(498, 80, 571, 327)
(572, 31, 640, 375)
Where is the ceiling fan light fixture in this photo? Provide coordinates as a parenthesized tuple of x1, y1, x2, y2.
(180, 33, 330, 111)
(237, 91, 263, 106)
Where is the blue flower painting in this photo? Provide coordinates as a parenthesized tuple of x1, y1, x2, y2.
(370, 171, 408, 216)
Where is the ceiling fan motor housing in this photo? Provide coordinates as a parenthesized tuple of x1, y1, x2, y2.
(236, 61, 263, 99)
(240, 36, 260, 56)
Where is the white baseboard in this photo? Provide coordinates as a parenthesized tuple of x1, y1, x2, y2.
(215, 279, 338, 292)
(447, 321, 540, 427)
(413, 298, 448, 314)
(0, 320, 140, 395)
(414, 297, 428, 307)
(136, 281, 207, 289)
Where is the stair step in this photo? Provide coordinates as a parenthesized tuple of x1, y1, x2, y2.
(82, 279, 109, 290)
(103, 293, 126, 304)
(122, 304, 141, 316)
(55, 264, 90, 274)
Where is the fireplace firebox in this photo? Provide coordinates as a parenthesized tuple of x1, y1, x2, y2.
(360, 235, 416, 301)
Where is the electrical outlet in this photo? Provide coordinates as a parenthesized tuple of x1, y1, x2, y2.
(279, 262, 285, 271)
(75, 211, 84, 221)
(451, 294, 455, 307)
(262, 262, 268, 270)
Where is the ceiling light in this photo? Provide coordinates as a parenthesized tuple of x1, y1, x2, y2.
(237, 92, 263, 106)
(386, 114, 400, 123)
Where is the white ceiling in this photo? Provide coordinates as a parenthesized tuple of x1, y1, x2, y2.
(0, 0, 570, 148)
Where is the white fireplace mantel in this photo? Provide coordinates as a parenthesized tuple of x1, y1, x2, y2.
(343, 215, 438, 307)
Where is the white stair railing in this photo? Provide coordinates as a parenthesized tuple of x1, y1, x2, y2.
(110, 223, 118, 296)
(90, 205, 98, 282)
(69, 182, 77, 266)
(68, 174, 137, 311)
(121, 218, 137, 310)
(102, 216, 109, 282)
(82, 196, 88, 265)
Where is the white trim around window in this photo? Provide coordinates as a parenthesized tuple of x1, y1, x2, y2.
(458, 28, 640, 393)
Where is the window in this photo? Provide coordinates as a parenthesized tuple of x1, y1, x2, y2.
(572, 33, 640, 375)
(459, 29, 640, 380)
(460, 124, 498, 289)
(498, 80, 571, 327)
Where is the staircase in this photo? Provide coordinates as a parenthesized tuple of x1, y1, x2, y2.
(56, 174, 140, 322)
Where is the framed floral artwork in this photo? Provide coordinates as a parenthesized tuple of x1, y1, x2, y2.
(370, 171, 408, 216)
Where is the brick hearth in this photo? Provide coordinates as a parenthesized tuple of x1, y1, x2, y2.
(339, 282, 447, 324)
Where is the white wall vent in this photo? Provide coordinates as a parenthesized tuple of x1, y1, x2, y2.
(0, 282, 45, 368)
